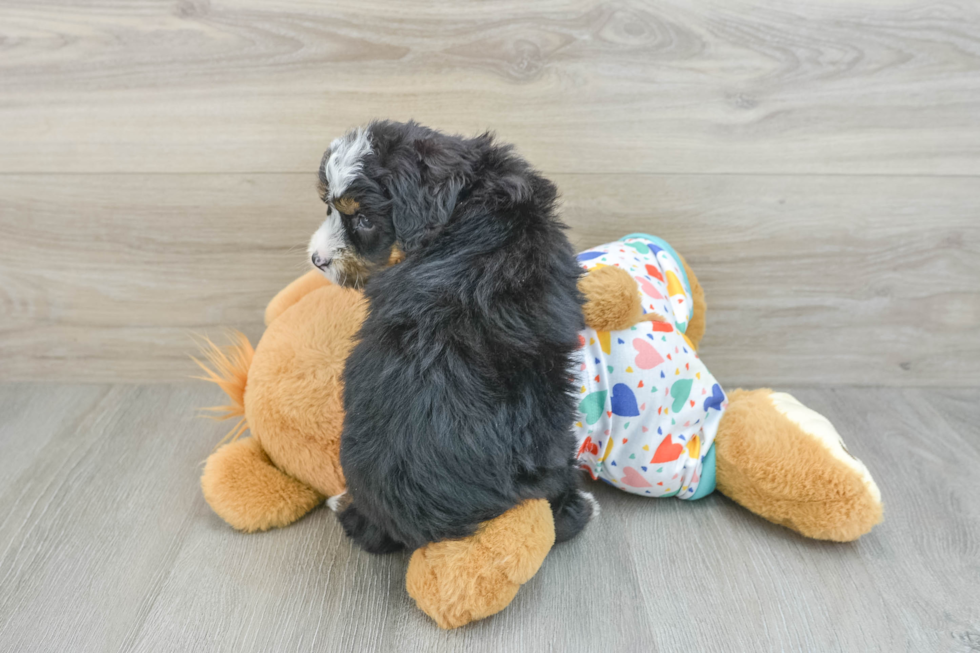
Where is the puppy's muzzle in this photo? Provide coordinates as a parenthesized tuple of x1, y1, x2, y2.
(311, 252, 332, 271)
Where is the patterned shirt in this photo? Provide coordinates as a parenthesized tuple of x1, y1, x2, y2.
(573, 234, 727, 499)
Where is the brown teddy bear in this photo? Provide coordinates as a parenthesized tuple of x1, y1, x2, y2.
(197, 240, 882, 629)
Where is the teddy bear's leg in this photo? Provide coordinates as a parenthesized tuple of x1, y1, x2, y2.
(264, 269, 332, 326)
(405, 499, 556, 629)
(713, 389, 883, 542)
(201, 437, 323, 532)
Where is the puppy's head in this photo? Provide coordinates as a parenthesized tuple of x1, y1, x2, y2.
(308, 121, 476, 288)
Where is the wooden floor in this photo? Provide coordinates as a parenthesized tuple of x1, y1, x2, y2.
(0, 382, 977, 652)
(2, 0, 980, 651)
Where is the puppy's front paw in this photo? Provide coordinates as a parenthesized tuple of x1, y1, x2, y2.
(405, 499, 555, 629)
(327, 490, 350, 513)
(337, 502, 405, 554)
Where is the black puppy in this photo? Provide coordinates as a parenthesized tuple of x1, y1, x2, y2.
(309, 120, 595, 552)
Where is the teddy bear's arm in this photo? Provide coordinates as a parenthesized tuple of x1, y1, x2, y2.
(677, 254, 706, 350)
(578, 254, 707, 350)
(264, 270, 332, 326)
(578, 266, 644, 331)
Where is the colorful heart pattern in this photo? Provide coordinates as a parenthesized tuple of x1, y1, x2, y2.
(686, 434, 700, 460)
(670, 379, 694, 413)
(610, 383, 640, 417)
(635, 276, 663, 300)
(651, 435, 684, 463)
(597, 331, 612, 355)
(704, 383, 725, 412)
(632, 338, 664, 369)
(578, 390, 607, 426)
(644, 264, 664, 282)
(572, 236, 727, 500)
(621, 466, 653, 488)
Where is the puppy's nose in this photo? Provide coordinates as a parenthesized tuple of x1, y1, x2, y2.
(312, 253, 332, 270)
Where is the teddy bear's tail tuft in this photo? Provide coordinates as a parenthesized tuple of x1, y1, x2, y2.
(192, 331, 255, 449)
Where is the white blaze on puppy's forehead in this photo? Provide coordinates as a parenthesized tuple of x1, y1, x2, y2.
(323, 127, 372, 197)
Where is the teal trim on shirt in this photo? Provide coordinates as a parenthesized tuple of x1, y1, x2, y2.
(619, 232, 694, 331)
(689, 444, 717, 500)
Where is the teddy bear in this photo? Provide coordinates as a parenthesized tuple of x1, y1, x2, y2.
(196, 234, 883, 630)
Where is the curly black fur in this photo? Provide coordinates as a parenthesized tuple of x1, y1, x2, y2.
(328, 121, 593, 552)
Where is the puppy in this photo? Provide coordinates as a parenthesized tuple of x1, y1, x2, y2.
(309, 120, 595, 553)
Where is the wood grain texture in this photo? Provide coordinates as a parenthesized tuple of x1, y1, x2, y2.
(1, 0, 979, 383)
(1, 0, 979, 175)
(1, 173, 976, 385)
(2, 2, 977, 649)
(0, 383, 977, 652)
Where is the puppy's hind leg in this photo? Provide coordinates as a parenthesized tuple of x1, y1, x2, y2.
(549, 474, 597, 543)
(336, 500, 405, 554)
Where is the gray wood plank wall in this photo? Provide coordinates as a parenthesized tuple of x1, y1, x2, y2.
(1, 0, 978, 385)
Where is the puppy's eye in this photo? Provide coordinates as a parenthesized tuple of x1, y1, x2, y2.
(355, 214, 374, 231)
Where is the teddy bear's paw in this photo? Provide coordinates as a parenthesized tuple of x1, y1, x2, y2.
(579, 266, 643, 331)
(405, 499, 555, 629)
(201, 437, 323, 532)
(716, 389, 883, 542)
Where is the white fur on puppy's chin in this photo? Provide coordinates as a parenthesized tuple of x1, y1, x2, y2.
(308, 213, 345, 284)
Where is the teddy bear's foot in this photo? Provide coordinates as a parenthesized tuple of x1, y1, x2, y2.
(405, 499, 555, 629)
(201, 437, 323, 532)
(715, 389, 883, 542)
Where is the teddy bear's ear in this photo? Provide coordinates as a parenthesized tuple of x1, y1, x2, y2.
(578, 266, 643, 331)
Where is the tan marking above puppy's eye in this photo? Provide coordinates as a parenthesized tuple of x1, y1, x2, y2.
(388, 245, 405, 266)
(334, 196, 360, 215)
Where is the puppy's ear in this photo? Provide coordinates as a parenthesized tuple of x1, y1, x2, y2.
(387, 138, 465, 252)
